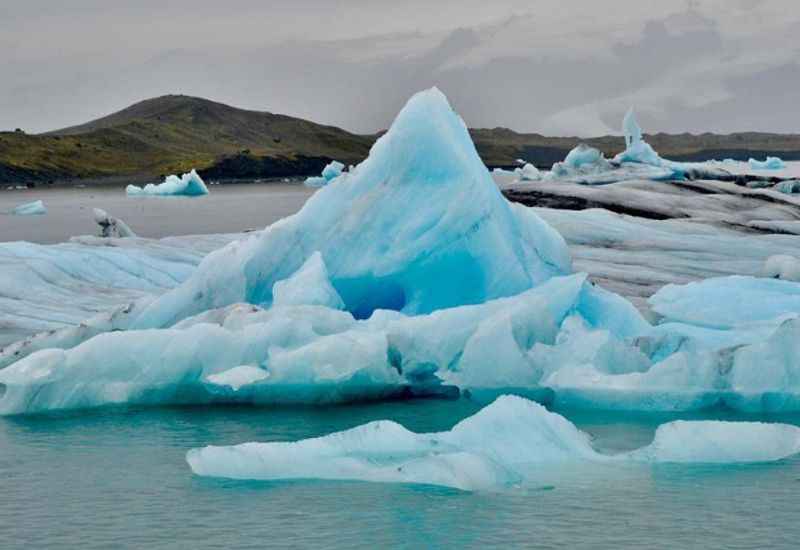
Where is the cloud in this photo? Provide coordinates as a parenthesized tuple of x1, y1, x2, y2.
(1, 0, 798, 135)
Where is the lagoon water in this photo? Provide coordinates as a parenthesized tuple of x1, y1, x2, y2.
(2, 183, 800, 548)
(0, 183, 315, 243)
(2, 401, 800, 549)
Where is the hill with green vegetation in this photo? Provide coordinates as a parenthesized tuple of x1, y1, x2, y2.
(2, 95, 800, 185)
(0, 95, 373, 184)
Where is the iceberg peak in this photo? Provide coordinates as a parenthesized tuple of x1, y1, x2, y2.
(129, 87, 571, 327)
(622, 107, 642, 149)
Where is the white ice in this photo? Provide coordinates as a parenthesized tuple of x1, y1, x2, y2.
(9, 200, 46, 216)
(126, 169, 209, 196)
(187, 395, 800, 491)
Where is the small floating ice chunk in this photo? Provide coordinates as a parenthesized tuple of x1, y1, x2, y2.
(205, 365, 268, 391)
(304, 160, 346, 187)
(93, 208, 137, 238)
(126, 169, 209, 196)
(749, 156, 785, 171)
(10, 200, 46, 216)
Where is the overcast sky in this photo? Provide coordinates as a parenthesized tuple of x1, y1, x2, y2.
(1, 0, 798, 136)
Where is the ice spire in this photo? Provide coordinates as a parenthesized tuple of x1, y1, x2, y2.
(623, 107, 642, 149)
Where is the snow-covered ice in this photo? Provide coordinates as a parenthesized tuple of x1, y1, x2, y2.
(9, 200, 47, 216)
(126, 169, 209, 196)
(187, 395, 800, 491)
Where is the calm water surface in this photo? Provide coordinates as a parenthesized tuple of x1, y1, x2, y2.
(1, 184, 798, 548)
(0, 183, 315, 243)
(1, 400, 799, 549)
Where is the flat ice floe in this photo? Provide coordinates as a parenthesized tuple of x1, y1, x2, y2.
(187, 395, 800, 491)
(126, 169, 210, 196)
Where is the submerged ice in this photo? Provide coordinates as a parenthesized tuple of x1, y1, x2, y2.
(187, 395, 800, 491)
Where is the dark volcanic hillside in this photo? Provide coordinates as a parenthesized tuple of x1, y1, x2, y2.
(2, 94, 800, 184)
(0, 95, 374, 183)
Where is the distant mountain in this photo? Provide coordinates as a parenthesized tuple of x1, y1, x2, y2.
(2, 95, 800, 184)
(0, 95, 373, 184)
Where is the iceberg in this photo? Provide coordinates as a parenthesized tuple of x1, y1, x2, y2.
(613, 108, 664, 167)
(4, 88, 800, 416)
(762, 255, 800, 282)
(0, 88, 574, 414)
(749, 156, 786, 171)
(304, 160, 345, 187)
(126, 169, 209, 196)
(10, 199, 46, 216)
(129, 87, 571, 328)
(515, 163, 541, 181)
(93, 208, 137, 238)
(187, 395, 800, 491)
(775, 180, 800, 194)
(548, 144, 612, 182)
(649, 276, 800, 329)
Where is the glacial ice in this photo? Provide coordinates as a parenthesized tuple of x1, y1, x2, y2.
(749, 156, 786, 170)
(762, 255, 800, 282)
(271, 252, 345, 309)
(129, 87, 571, 328)
(4, 88, 800, 416)
(516, 163, 541, 181)
(775, 180, 800, 194)
(10, 200, 46, 216)
(187, 395, 800, 491)
(614, 108, 664, 167)
(562, 144, 608, 170)
(93, 208, 137, 238)
(649, 276, 800, 329)
(205, 365, 270, 391)
(126, 169, 209, 196)
(304, 160, 345, 187)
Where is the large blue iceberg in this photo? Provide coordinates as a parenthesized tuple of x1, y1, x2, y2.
(3, 89, 800, 416)
(187, 395, 800, 491)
